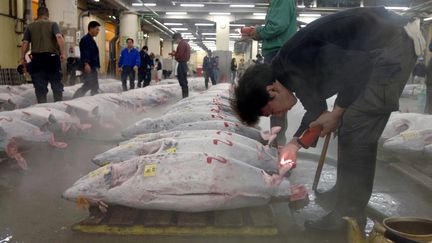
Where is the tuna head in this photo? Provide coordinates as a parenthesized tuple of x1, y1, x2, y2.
(381, 118, 410, 141)
(383, 129, 432, 153)
(122, 118, 164, 138)
(62, 162, 139, 203)
(92, 140, 165, 166)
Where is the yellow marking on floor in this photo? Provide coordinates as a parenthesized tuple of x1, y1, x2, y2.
(73, 224, 278, 236)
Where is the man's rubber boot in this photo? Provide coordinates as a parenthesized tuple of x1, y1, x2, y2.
(36, 93, 47, 103)
(182, 88, 189, 98)
(53, 92, 63, 102)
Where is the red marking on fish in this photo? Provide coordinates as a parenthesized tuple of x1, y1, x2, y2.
(210, 108, 220, 113)
(211, 114, 224, 119)
(0, 117, 13, 122)
(213, 139, 233, 146)
(224, 122, 230, 127)
(206, 156, 228, 164)
(216, 131, 232, 136)
(22, 111, 31, 116)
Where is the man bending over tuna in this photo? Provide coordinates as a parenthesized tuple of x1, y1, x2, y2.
(231, 7, 424, 231)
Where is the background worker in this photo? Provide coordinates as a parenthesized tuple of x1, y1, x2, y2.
(203, 51, 216, 89)
(232, 7, 423, 231)
(73, 21, 101, 98)
(119, 38, 140, 91)
(243, 0, 298, 147)
(20, 6, 66, 103)
(172, 33, 191, 98)
(138, 46, 153, 88)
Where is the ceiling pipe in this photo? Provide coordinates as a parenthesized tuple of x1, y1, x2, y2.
(142, 18, 172, 39)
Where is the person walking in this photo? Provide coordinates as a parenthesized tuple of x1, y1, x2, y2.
(203, 51, 216, 89)
(138, 46, 153, 88)
(231, 58, 238, 85)
(73, 21, 101, 98)
(213, 56, 220, 83)
(243, 0, 297, 147)
(172, 33, 191, 98)
(237, 58, 246, 79)
(155, 58, 162, 83)
(20, 6, 66, 103)
(118, 38, 140, 91)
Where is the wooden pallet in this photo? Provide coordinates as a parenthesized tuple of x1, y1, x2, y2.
(72, 205, 280, 236)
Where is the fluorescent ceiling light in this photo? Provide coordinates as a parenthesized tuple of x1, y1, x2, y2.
(253, 13, 266, 16)
(385, 6, 409, 10)
(299, 13, 321, 17)
(171, 28, 188, 31)
(131, 2, 142, 6)
(202, 33, 216, 35)
(94, 0, 100, 2)
(297, 5, 305, 8)
(166, 12, 187, 15)
(209, 12, 231, 15)
(230, 24, 245, 27)
(424, 16, 432, 21)
(297, 16, 319, 24)
(144, 3, 156, 7)
(203, 40, 215, 43)
(181, 32, 193, 35)
(230, 4, 254, 8)
(195, 23, 214, 26)
(164, 23, 183, 26)
(300, 24, 306, 27)
(180, 3, 204, 7)
(205, 37, 217, 40)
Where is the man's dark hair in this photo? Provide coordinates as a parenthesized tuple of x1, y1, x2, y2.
(172, 32, 182, 40)
(88, 21, 101, 31)
(230, 63, 275, 126)
(142, 46, 148, 51)
(37, 7, 49, 17)
(126, 38, 134, 43)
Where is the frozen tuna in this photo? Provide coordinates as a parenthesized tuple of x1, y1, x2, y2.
(169, 120, 264, 143)
(63, 152, 291, 212)
(0, 116, 67, 169)
(122, 112, 240, 138)
(383, 129, 432, 154)
(92, 136, 278, 172)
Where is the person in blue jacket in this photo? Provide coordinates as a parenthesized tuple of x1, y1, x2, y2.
(118, 38, 140, 91)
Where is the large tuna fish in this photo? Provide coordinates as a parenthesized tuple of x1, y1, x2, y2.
(63, 152, 292, 212)
(168, 120, 264, 143)
(381, 113, 432, 141)
(0, 93, 32, 111)
(0, 116, 67, 169)
(92, 136, 278, 172)
(383, 129, 432, 154)
(122, 112, 239, 138)
(121, 129, 263, 149)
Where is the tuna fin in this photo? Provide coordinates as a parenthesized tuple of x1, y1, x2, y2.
(49, 135, 68, 148)
(6, 139, 28, 170)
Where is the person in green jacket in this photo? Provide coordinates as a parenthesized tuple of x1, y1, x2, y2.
(246, 0, 297, 147)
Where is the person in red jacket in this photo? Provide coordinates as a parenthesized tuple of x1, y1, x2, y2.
(173, 33, 191, 98)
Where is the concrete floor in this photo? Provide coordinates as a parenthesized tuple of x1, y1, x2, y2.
(0, 92, 431, 243)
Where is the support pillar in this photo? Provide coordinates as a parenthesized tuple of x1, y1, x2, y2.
(119, 12, 139, 49)
(213, 16, 231, 83)
(147, 32, 161, 56)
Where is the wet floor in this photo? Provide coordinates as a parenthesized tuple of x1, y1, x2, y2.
(0, 94, 431, 243)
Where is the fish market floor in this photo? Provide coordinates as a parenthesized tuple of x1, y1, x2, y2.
(0, 96, 431, 243)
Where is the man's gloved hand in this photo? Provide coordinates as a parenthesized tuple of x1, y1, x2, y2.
(279, 138, 301, 166)
(309, 106, 345, 137)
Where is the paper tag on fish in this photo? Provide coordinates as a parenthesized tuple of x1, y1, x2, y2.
(88, 166, 110, 178)
(119, 143, 133, 149)
(182, 108, 192, 112)
(401, 131, 421, 140)
(165, 147, 177, 154)
(143, 164, 157, 177)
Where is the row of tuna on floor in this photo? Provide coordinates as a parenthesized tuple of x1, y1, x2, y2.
(0, 78, 207, 170)
(62, 83, 307, 213)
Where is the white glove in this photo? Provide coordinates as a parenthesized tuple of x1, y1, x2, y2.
(404, 18, 426, 56)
